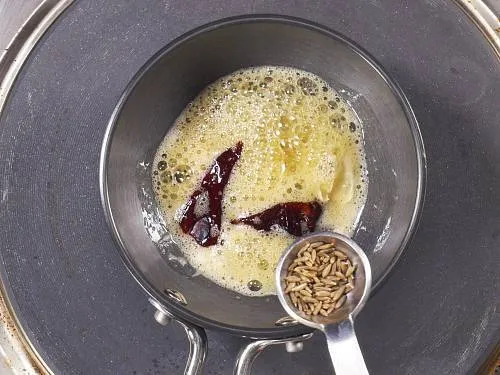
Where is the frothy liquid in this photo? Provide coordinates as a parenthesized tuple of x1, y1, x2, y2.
(153, 66, 367, 296)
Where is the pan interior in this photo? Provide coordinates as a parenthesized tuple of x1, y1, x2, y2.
(101, 17, 424, 332)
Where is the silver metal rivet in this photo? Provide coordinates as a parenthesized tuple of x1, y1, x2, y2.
(285, 341, 304, 353)
(154, 309, 171, 326)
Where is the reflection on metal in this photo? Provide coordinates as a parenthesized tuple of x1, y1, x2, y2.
(154, 309, 172, 326)
(454, 0, 500, 58)
(164, 288, 188, 305)
(0, 294, 41, 374)
(274, 316, 299, 326)
(285, 340, 304, 353)
(0, 0, 74, 112)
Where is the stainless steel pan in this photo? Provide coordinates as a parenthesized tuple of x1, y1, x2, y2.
(100, 15, 425, 374)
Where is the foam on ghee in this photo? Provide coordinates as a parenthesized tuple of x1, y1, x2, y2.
(153, 66, 367, 296)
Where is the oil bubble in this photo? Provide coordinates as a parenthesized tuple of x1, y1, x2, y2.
(248, 280, 263, 291)
(161, 170, 173, 184)
(257, 259, 269, 270)
(297, 77, 318, 96)
(284, 84, 295, 95)
(330, 115, 340, 126)
(328, 100, 338, 110)
(174, 165, 192, 183)
(157, 160, 168, 171)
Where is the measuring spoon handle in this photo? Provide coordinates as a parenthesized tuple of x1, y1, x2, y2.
(324, 317, 369, 375)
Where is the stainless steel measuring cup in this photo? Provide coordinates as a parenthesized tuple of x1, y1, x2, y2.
(276, 232, 372, 375)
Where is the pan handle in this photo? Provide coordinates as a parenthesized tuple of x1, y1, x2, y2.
(150, 298, 208, 375)
(177, 320, 207, 375)
(233, 333, 314, 375)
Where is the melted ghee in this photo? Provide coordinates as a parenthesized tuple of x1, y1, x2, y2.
(153, 66, 367, 296)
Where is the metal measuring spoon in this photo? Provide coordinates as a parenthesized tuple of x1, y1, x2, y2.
(275, 232, 372, 375)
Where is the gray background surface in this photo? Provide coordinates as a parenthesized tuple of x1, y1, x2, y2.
(0, 1, 499, 374)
